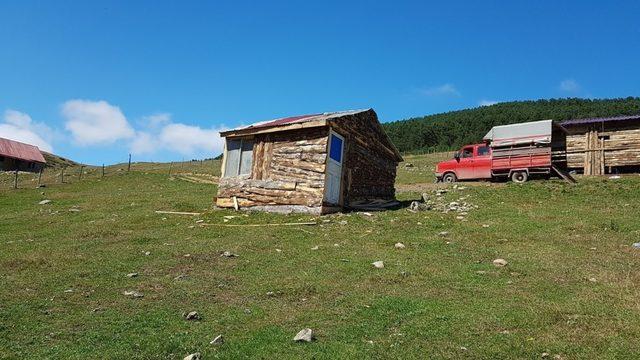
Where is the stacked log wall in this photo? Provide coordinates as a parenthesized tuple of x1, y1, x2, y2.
(217, 128, 328, 212)
(565, 122, 640, 169)
(330, 110, 400, 204)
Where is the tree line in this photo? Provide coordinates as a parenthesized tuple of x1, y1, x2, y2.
(382, 97, 640, 153)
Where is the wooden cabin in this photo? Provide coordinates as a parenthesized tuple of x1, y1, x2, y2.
(216, 109, 403, 214)
(561, 115, 640, 175)
(0, 137, 46, 172)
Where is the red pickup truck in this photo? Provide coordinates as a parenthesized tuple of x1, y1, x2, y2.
(435, 143, 494, 183)
(435, 120, 566, 183)
(435, 143, 553, 183)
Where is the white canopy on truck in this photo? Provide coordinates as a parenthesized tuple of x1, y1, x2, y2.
(483, 119, 553, 147)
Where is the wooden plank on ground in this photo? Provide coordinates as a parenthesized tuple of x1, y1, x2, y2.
(155, 210, 202, 216)
(552, 165, 577, 184)
(199, 222, 317, 227)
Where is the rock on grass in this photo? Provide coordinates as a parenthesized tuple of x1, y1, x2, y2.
(210, 334, 224, 345)
(183, 311, 200, 320)
(493, 259, 508, 267)
(372, 261, 384, 269)
(184, 353, 201, 360)
(293, 328, 314, 342)
(123, 290, 143, 298)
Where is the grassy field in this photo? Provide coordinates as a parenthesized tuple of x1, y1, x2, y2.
(395, 152, 453, 185)
(0, 158, 221, 191)
(2, 153, 640, 359)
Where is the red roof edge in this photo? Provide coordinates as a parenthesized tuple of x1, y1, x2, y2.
(0, 137, 47, 163)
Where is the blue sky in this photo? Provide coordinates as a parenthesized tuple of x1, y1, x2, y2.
(1, 1, 639, 165)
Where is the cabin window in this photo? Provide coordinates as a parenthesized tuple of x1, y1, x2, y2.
(224, 138, 253, 177)
(329, 135, 343, 163)
(477, 145, 490, 156)
(461, 147, 474, 158)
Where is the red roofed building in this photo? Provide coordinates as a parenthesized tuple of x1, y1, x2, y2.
(0, 137, 46, 172)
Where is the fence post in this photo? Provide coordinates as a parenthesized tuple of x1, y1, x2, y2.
(61, 167, 65, 183)
(169, 162, 173, 176)
(79, 165, 84, 181)
(37, 168, 43, 187)
(127, 154, 132, 172)
(14, 169, 18, 189)
(102, 164, 105, 178)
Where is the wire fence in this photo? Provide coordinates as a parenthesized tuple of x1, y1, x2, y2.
(1, 158, 222, 190)
(2, 151, 457, 190)
(403, 148, 457, 160)
(403, 150, 456, 161)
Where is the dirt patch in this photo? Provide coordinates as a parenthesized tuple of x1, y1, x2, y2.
(175, 174, 219, 185)
(396, 181, 503, 193)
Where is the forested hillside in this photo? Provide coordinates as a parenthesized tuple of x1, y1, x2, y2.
(383, 97, 640, 153)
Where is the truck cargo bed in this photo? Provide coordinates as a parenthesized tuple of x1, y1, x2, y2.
(491, 145, 552, 175)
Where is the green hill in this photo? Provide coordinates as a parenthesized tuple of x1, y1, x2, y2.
(41, 151, 82, 168)
(383, 97, 640, 153)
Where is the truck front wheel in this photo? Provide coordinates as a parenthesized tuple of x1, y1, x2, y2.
(443, 173, 457, 183)
(511, 171, 528, 183)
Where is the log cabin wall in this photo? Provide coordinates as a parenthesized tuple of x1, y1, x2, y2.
(565, 120, 640, 172)
(216, 127, 329, 214)
(0, 157, 44, 172)
(329, 110, 400, 205)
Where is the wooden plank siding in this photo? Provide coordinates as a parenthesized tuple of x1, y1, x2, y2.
(329, 111, 399, 205)
(216, 127, 329, 214)
(564, 121, 640, 173)
(566, 128, 640, 169)
(216, 109, 401, 214)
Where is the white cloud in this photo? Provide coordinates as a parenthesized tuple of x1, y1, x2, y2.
(5, 109, 33, 127)
(55, 99, 226, 158)
(559, 79, 580, 92)
(3, 101, 226, 159)
(0, 110, 54, 152)
(130, 131, 158, 155)
(141, 113, 172, 128)
(62, 99, 135, 146)
(158, 123, 226, 156)
(129, 114, 227, 157)
(420, 83, 460, 97)
(479, 100, 498, 107)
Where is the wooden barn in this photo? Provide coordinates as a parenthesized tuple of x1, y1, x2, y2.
(561, 114, 640, 175)
(216, 109, 403, 214)
(0, 137, 46, 172)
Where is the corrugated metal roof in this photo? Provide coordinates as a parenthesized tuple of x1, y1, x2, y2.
(220, 108, 403, 161)
(223, 109, 370, 134)
(560, 114, 640, 126)
(244, 113, 324, 130)
(0, 137, 46, 163)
